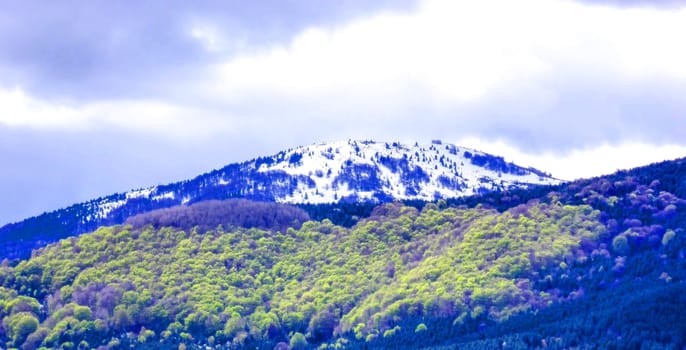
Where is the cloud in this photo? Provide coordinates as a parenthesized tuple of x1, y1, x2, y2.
(1, 0, 686, 224)
(3, 0, 684, 153)
(2, 0, 685, 152)
(204, 0, 686, 152)
(578, 0, 686, 9)
(457, 137, 686, 181)
(0, 86, 228, 140)
(0, 0, 417, 100)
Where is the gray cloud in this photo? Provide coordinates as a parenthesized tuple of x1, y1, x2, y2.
(452, 76, 686, 154)
(1, 0, 686, 225)
(0, 0, 417, 100)
(577, 0, 686, 8)
(191, 66, 686, 157)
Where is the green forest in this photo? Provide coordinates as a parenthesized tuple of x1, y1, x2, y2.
(1, 158, 686, 349)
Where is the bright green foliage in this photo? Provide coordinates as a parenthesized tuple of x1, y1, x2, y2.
(383, 325, 400, 338)
(662, 229, 675, 246)
(72, 304, 92, 321)
(1, 293, 41, 319)
(137, 328, 155, 343)
(3, 311, 39, 345)
(342, 203, 604, 334)
(415, 323, 428, 333)
(0, 202, 605, 348)
(290, 331, 308, 350)
(2, 160, 682, 348)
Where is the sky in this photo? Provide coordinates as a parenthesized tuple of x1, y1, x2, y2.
(1, 0, 686, 225)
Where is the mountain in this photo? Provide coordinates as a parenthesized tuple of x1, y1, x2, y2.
(0, 156, 684, 350)
(0, 140, 559, 260)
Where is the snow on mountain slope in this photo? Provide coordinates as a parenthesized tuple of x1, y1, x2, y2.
(85, 140, 559, 218)
(0, 140, 561, 259)
(255, 140, 558, 203)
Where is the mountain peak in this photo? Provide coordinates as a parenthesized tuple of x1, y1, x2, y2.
(0, 139, 559, 259)
(244, 139, 559, 204)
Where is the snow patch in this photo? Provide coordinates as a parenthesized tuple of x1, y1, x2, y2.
(152, 192, 175, 201)
(97, 199, 126, 219)
(126, 187, 155, 199)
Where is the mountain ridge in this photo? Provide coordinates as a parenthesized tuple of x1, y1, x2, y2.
(1, 154, 685, 349)
(0, 139, 559, 260)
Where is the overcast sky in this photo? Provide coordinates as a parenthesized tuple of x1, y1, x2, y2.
(1, 0, 686, 225)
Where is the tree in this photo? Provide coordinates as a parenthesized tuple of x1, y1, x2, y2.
(112, 306, 132, 330)
(662, 230, 676, 246)
(612, 235, 630, 255)
(307, 310, 337, 342)
(415, 323, 428, 333)
(290, 332, 308, 350)
(73, 304, 92, 321)
(3, 312, 39, 346)
(21, 327, 48, 350)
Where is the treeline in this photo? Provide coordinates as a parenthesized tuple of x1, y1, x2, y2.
(125, 199, 310, 233)
(296, 202, 378, 227)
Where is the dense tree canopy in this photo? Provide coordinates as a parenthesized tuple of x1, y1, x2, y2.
(125, 199, 310, 233)
(1, 157, 686, 349)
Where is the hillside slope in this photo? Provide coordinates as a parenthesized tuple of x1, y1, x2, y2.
(0, 140, 559, 260)
(0, 202, 604, 349)
(1, 154, 686, 349)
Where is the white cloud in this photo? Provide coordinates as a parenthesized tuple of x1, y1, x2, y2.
(190, 26, 222, 52)
(0, 86, 227, 139)
(211, 0, 686, 101)
(0, 87, 89, 129)
(1, 0, 685, 183)
(199, 0, 686, 160)
(457, 136, 686, 181)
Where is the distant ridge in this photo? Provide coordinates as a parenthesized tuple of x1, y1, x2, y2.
(0, 140, 559, 259)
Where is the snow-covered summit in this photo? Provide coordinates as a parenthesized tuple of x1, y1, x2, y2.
(252, 140, 559, 203)
(90, 140, 559, 218)
(0, 139, 561, 259)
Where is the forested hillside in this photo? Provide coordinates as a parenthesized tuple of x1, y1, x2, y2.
(1, 157, 686, 349)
